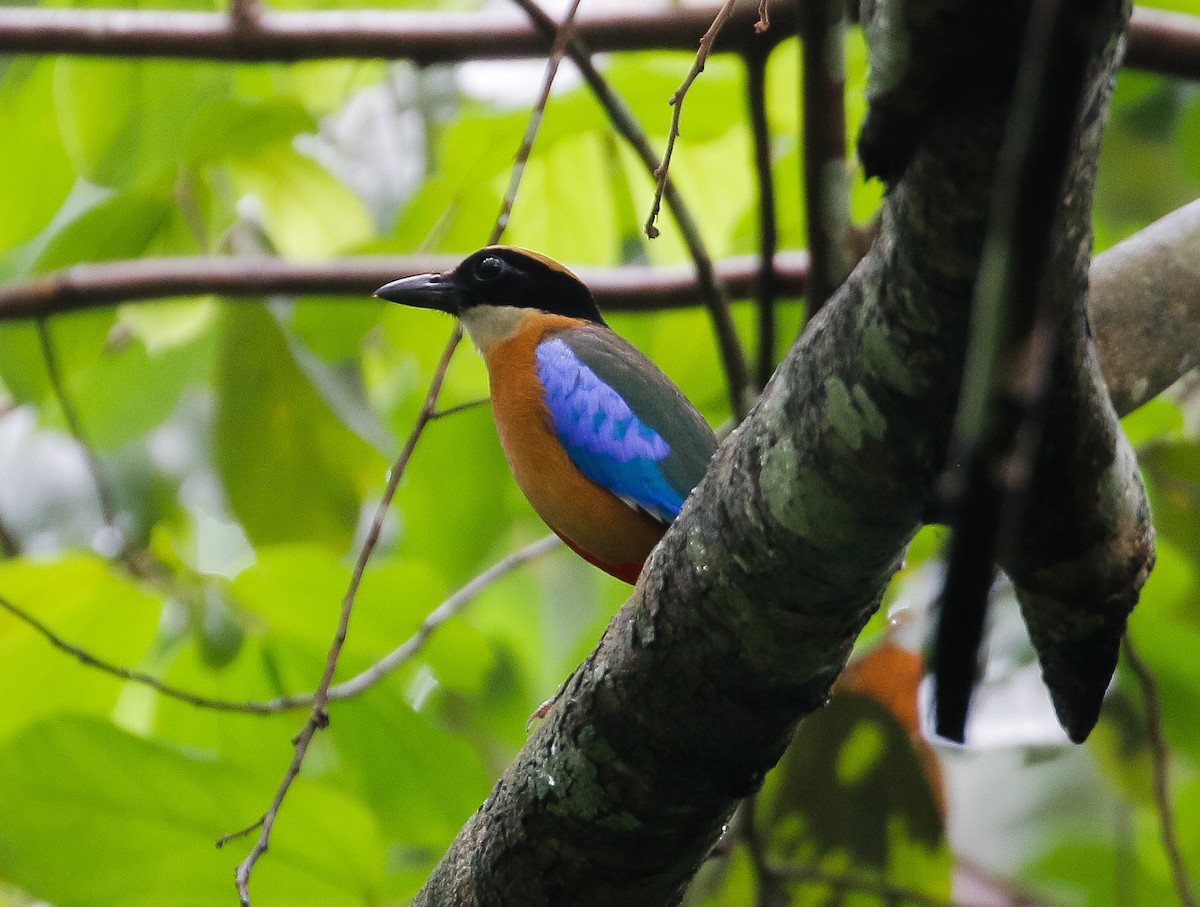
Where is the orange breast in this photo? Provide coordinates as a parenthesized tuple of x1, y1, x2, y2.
(485, 316, 667, 581)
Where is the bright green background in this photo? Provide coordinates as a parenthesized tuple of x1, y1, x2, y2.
(2, 1, 1200, 904)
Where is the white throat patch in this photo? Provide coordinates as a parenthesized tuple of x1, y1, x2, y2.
(458, 306, 535, 354)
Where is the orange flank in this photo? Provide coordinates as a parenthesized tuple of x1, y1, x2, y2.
(484, 312, 668, 582)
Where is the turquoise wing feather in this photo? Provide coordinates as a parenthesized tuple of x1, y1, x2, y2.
(535, 327, 718, 524)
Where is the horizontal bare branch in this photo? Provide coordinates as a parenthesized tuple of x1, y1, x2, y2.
(0, 3, 1191, 77)
(0, 0, 792, 62)
(1126, 7, 1200, 81)
(0, 252, 810, 320)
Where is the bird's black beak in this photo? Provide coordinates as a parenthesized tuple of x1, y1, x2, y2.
(374, 272, 461, 315)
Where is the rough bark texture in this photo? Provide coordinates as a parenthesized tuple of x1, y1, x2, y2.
(414, 3, 1153, 904)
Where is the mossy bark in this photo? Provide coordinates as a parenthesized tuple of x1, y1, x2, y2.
(414, 2, 1155, 903)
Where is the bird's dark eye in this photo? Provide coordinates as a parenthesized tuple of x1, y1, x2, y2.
(474, 256, 505, 283)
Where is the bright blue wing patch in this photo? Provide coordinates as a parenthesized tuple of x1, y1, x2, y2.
(536, 337, 685, 523)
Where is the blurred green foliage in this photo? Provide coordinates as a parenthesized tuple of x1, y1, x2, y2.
(1, 1, 1199, 905)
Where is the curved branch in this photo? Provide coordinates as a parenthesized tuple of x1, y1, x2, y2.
(1090, 197, 1200, 415)
(0, 535, 561, 715)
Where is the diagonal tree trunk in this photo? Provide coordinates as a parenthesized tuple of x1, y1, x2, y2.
(414, 1, 1154, 903)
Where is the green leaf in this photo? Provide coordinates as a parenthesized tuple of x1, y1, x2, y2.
(0, 310, 115, 406)
(389, 404, 513, 580)
(229, 146, 373, 258)
(0, 59, 74, 249)
(232, 61, 387, 117)
(187, 96, 317, 165)
(229, 545, 448, 662)
(53, 59, 229, 188)
(1176, 91, 1200, 185)
(1029, 837, 1179, 907)
(33, 192, 175, 273)
(503, 132, 621, 265)
(214, 304, 386, 550)
(1124, 609, 1200, 762)
(64, 323, 217, 449)
(232, 544, 496, 695)
(0, 556, 161, 743)
(290, 298, 383, 362)
(322, 683, 493, 849)
(0, 715, 389, 907)
(761, 692, 944, 867)
(1122, 396, 1185, 448)
(1140, 441, 1200, 567)
(606, 52, 745, 144)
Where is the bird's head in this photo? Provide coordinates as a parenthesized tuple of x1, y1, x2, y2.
(375, 247, 607, 351)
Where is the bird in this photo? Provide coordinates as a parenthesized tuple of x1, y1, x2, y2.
(376, 246, 718, 585)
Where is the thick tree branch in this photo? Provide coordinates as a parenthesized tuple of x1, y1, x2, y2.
(414, 5, 1136, 904)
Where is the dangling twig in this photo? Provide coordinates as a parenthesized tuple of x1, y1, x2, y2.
(643, 0, 736, 240)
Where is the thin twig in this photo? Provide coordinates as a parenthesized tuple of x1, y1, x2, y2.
(756, 0, 770, 33)
(512, 0, 754, 416)
(746, 49, 778, 387)
(36, 319, 121, 533)
(36, 319, 183, 594)
(0, 591, 298, 713)
(0, 536, 559, 716)
(430, 397, 490, 420)
(1123, 634, 1197, 907)
(229, 9, 584, 899)
(324, 534, 561, 700)
(0, 5, 1188, 78)
(492, 0, 585, 245)
(643, 0, 735, 241)
(230, 326, 462, 905)
(0, 514, 17, 558)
